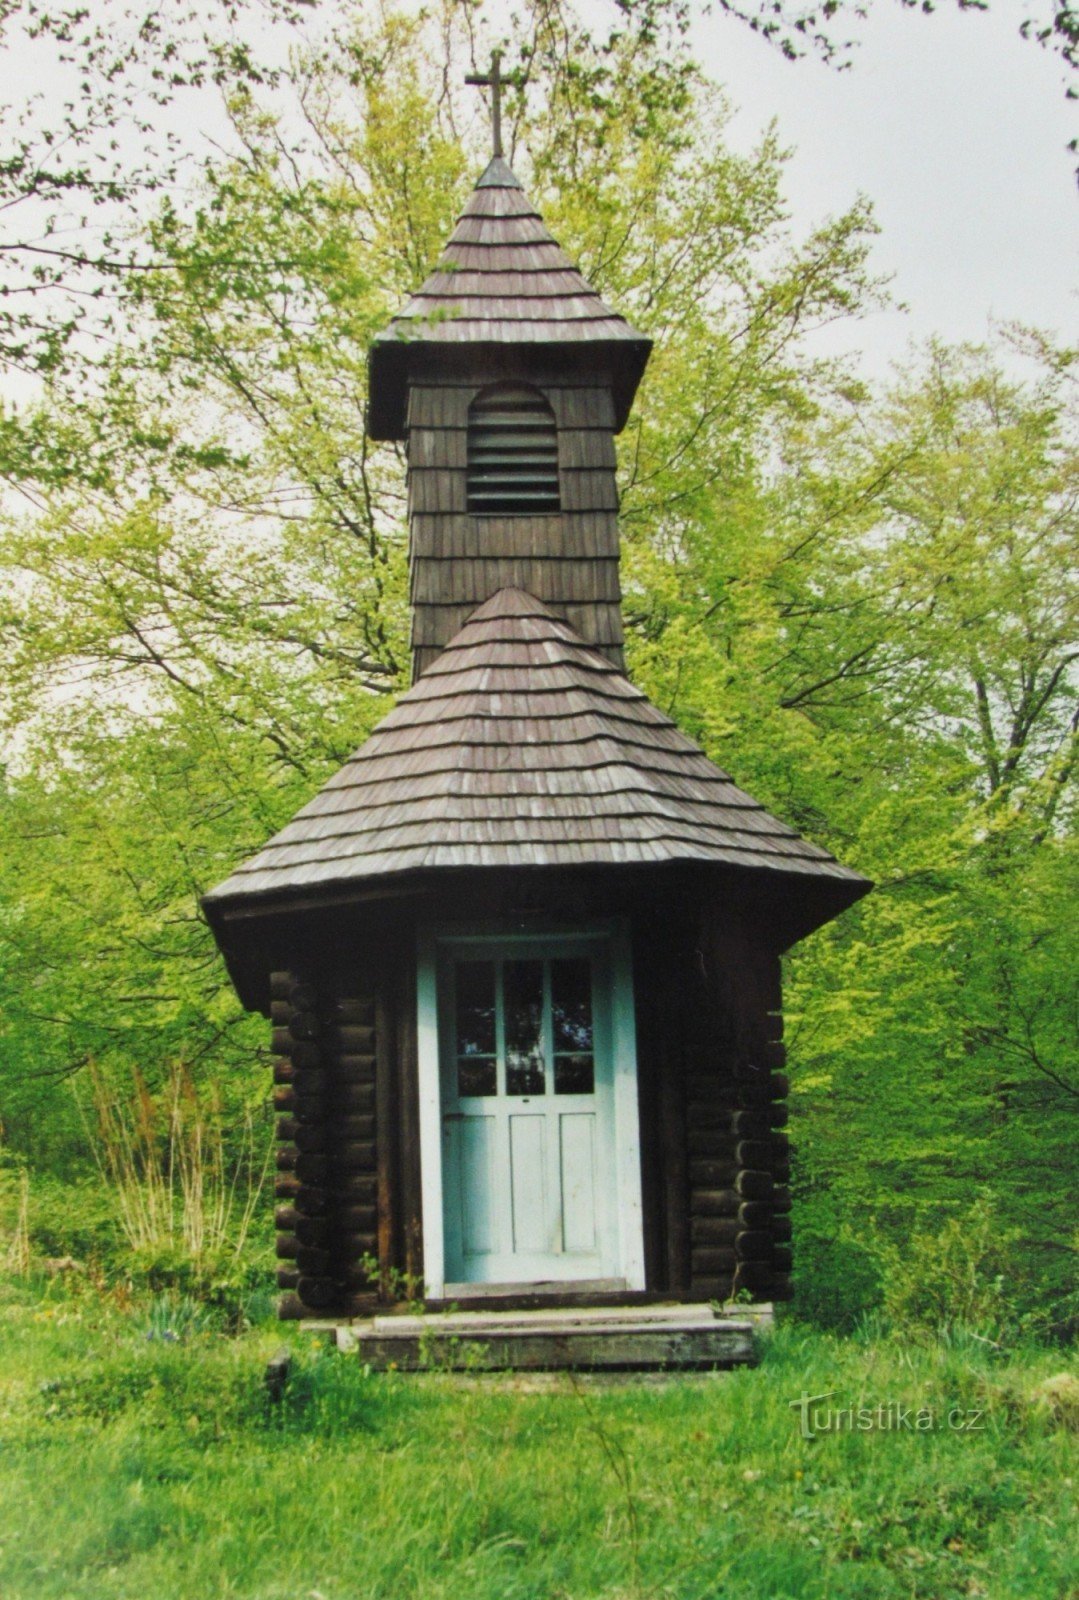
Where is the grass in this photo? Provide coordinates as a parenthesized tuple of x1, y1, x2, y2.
(0, 1280, 1075, 1599)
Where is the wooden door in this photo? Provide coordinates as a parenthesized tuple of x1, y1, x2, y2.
(438, 939, 621, 1287)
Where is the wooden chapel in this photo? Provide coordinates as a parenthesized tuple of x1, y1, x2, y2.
(202, 87, 870, 1356)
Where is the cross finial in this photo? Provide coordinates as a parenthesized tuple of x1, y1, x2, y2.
(465, 48, 505, 161)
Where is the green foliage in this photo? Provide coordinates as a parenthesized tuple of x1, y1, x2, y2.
(0, 1290, 1076, 1598)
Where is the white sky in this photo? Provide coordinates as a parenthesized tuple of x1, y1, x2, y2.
(690, 0, 1078, 373)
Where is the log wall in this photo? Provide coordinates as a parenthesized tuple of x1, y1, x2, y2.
(269, 970, 381, 1320)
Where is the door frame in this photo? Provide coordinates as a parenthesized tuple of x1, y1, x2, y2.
(416, 918, 646, 1300)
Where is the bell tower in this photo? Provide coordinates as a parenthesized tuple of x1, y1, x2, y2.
(367, 103, 651, 679)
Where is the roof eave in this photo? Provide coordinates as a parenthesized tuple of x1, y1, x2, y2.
(366, 333, 652, 440)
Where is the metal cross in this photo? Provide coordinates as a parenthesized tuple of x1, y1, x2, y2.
(465, 48, 505, 160)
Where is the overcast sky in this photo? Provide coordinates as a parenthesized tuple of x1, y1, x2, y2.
(690, 0, 1077, 374)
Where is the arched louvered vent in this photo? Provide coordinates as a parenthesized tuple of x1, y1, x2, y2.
(467, 385, 560, 514)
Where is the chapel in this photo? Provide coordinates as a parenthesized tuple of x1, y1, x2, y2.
(203, 97, 869, 1360)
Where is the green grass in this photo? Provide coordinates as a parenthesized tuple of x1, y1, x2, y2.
(0, 1282, 1075, 1599)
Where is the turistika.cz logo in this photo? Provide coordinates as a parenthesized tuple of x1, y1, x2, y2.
(789, 1391, 987, 1440)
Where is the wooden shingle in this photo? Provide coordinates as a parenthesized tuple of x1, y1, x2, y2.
(368, 157, 651, 439)
(204, 590, 870, 908)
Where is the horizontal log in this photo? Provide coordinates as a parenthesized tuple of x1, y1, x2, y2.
(682, 1103, 736, 1131)
(683, 1074, 733, 1107)
(339, 1174, 378, 1204)
(336, 1053, 376, 1082)
(761, 1041, 786, 1071)
(274, 1234, 299, 1260)
(295, 1125, 328, 1155)
(690, 1216, 740, 1248)
(737, 1201, 773, 1229)
(337, 1234, 379, 1265)
(270, 1000, 292, 1026)
(325, 997, 375, 1026)
(690, 1187, 740, 1218)
(270, 1028, 293, 1058)
(274, 1209, 332, 1248)
(274, 1176, 300, 1201)
(275, 1148, 298, 1173)
(269, 971, 294, 1002)
(732, 1261, 773, 1293)
(339, 1083, 376, 1115)
(290, 1041, 323, 1071)
(334, 1141, 377, 1172)
(735, 1140, 774, 1170)
(773, 1215, 792, 1243)
(276, 1117, 301, 1144)
(769, 1072, 790, 1101)
(689, 1159, 739, 1189)
(773, 1185, 792, 1214)
(278, 1293, 307, 1321)
(341, 1204, 377, 1233)
(730, 1111, 772, 1141)
(291, 1068, 328, 1097)
(297, 1276, 338, 1310)
(295, 1245, 332, 1276)
(736, 1170, 774, 1202)
(771, 1132, 790, 1159)
(293, 1095, 330, 1126)
(773, 1245, 793, 1274)
(331, 1025, 376, 1055)
(289, 981, 318, 1011)
(294, 1187, 330, 1218)
(769, 1103, 789, 1129)
(289, 1012, 321, 1042)
(687, 1131, 738, 1160)
(689, 1276, 734, 1300)
(295, 1154, 330, 1185)
(273, 1087, 295, 1114)
(275, 1268, 299, 1291)
(773, 1161, 792, 1185)
(691, 1247, 737, 1275)
(273, 1060, 295, 1086)
(735, 1230, 773, 1263)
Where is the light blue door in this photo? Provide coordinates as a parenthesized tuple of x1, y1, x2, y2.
(438, 938, 620, 1286)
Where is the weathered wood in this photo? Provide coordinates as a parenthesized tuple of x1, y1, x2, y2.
(690, 1216, 740, 1247)
(735, 1230, 773, 1263)
(275, 1268, 299, 1291)
(736, 1170, 774, 1202)
(269, 972, 293, 1001)
(690, 1187, 741, 1218)
(691, 1247, 737, 1275)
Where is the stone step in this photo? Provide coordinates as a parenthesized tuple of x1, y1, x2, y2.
(345, 1306, 758, 1371)
(371, 1301, 721, 1336)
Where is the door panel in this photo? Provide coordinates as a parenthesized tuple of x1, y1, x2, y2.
(509, 1114, 549, 1253)
(456, 1115, 497, 1258)
(559, 1113, 597, 1253)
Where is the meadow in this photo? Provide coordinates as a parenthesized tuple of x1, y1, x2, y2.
(1, 1278, 1075, 1600)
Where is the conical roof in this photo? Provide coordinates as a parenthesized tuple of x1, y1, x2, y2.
(367, 157, 651, 439)
(203, 590, 869, 910)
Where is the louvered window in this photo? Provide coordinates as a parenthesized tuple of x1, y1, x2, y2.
(467, 385, 560, 514)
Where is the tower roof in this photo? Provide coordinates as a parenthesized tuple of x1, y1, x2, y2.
(203, 590, 869, 921)
(367, 157, 652, 439)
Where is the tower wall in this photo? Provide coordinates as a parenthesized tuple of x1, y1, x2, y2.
(406, 356, 625, 678)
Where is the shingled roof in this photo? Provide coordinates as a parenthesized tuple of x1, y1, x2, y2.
(367, 157, 652, 439)
(203, 589, 868, 909)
